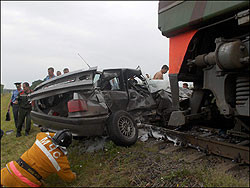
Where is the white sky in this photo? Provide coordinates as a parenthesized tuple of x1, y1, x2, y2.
(1, 1, 169, 89)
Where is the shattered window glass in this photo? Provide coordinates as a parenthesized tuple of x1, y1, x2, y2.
(93, 73, 101, 86)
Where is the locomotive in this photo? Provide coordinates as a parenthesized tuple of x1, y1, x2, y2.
(158, 1, 249, 138)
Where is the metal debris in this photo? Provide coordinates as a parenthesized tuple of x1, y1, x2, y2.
(150, 131, 165, 140)
(166, 136, 180, 146)
(138, 129, 149, 142)
(138, 123, 165, 142)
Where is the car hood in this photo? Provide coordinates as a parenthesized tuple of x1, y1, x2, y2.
(30, 67, 97, 101)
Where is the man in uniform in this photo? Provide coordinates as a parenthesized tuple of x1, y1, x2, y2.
(16, 82, 33, 137)
(153, 65, 169, 80)
(1, 129, 77, 187)
(44, 67, 56, 81)
(7, 82, 23, 129)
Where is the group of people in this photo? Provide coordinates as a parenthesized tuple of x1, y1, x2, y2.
(6, 66, 71, 138)
(1, 66, 77, 187)
(44, 67, 70, 81)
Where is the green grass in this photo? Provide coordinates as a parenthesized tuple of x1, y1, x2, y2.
(1, 93, 249, 187)
(1, 93, 41, 168)
(197, 167, 249, 187)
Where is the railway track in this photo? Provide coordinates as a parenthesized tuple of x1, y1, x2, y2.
(155, 140, 250, 184)
(140, 124, 250, 165)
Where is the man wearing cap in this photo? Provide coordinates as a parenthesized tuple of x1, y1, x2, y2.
(16, 82, 33, 137)
(1, 129, 76, 187)
(7, 82, 23, 129)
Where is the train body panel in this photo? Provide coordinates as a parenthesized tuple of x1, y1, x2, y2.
(169, 29, 197, 74)
(158, 1, 248, 38)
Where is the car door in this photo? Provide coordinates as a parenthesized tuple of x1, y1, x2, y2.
(100, 70, 129, 112)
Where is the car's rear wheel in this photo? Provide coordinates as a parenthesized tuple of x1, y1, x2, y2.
(107, 110, 138, 146)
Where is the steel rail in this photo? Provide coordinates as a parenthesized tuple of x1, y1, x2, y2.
(160, 128, 249, 164)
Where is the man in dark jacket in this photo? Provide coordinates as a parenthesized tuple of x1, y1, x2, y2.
(7, 82, 23, 128)
(16, 82, 33, 137)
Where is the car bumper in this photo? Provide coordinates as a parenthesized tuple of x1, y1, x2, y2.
(31, 111, 109, 136)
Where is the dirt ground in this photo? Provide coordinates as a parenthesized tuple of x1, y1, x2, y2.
(122, 138, 250, 187)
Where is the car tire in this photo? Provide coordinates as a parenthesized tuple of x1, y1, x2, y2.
(107, 110, 138, 146)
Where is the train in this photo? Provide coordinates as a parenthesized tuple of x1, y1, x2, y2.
(158, 1, 249, 139)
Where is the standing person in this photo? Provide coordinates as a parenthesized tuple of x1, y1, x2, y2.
(1, 129, 76, 187)
(153, 65, 169, 80)
(63, 68, 69, 74)
(16, 82, 33, 137)
(7, 82, 23, 129)
(44, 67, 55, 81)
(56, 71, 62, 76)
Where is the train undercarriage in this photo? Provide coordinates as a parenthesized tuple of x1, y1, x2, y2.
(158, 1, 249, 163)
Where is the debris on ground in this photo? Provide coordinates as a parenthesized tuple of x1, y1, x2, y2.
(138, 123, 181, 146)
(138, 123, 165, 142)
(5, 130, 14, 135)
(72, 123, 179, 153)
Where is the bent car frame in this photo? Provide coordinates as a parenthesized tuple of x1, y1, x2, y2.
(30, 67, 176, 146)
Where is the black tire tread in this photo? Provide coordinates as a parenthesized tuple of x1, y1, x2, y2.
(107, 110, 138, 146)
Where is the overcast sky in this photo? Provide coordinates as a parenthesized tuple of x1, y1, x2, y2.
(1, 1, 169, 89)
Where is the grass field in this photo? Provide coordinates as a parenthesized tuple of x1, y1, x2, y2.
(1, 93, 249, 187)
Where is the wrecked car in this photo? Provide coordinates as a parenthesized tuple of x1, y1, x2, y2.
(30, 67, 175, 146)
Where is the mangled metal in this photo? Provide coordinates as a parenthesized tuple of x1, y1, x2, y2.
(30, 67, 190, 146)
(138, 123, 181, 146)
